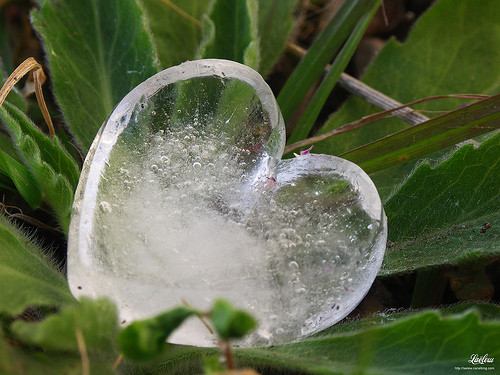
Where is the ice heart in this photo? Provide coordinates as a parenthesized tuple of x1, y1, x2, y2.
(68, 59, 386, 347)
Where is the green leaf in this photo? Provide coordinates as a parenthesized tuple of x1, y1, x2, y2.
(277, 0, 380, 124)
(199, 0, 259, 70)
(0, 333, 115, 375)
(341, 94, 500, 174)
(12, 298, 118, 353)
(317, 301, 500, 337)
(128, 305, 499, 374)
(119, 306, 198, 362)
(0, 150, 42, 208)
(255, 0, 299, 76)
(0, 131, 21, 160)
(0, 102, 79, 232)
(381, 132, 500, 275)
(211, 299, 257, 340)
(314, 0, 500, 157)
(138, 0, 209, 69)
(236, 309, 500, 374)
(0, 215, 75, 315)
(0, 101, 79, 189)
(202, 355, 226, 374)
(32, 0, 159, 153)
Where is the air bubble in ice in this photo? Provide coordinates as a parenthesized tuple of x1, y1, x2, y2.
(68, 59, 386, 348)
(98, 201, 112, 214)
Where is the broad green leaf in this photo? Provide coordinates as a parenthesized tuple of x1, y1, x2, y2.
(32, 0, 159, 153)
(316, 302, 500, 337)
(199, 0, 259, 70)
(0, 102, 79, 232)
(277, 0, 380, 124)
(0, 150, 42, 208)
(255, 0, 299, 76)
(239, 310, 500, 374)
(12, 298, 118, 353)
(0, 215, 75, 315)
(314, 0, 500, 157)
(342, 94, 500, 174)
(241, 311, 499, 374)
(138, 0, 209, 69)
(126, 305, 499, 374)
(381, 132, 500, 275)
(0, 333, 115, 375)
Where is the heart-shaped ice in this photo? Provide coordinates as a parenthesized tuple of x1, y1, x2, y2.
(68, 59, 386, 347)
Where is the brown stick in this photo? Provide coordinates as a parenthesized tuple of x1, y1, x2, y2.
(285, 41, 430, 125)
(0, 57, 55, 138)
(224, 340, 235, 371)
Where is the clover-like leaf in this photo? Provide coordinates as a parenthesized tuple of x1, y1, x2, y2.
(119, 306, 199, 361)
(211, 299, 257, 340)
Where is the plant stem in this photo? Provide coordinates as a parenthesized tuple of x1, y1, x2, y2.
(223, 340, 235, 370)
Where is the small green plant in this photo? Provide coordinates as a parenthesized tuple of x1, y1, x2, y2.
(118, 299, 256, 373)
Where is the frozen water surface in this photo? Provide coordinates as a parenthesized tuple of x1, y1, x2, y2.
(68, 59, 387, 347)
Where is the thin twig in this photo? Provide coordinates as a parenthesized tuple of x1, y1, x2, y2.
(158, 0, 202, 26)
(338, 72, 430, 124)
(286, 41, 430, 125)
(75, 328, 90, 375)
(8, 213, 63, 232)
(0, 57, 55, 138)
(380, 0, 389, 26)
(223, 340, 235, 371)
(284, 94, 490, 154)
(0, 202, 63, 232)
(181, 299, 214, 334)
(112, 354, 123, 370)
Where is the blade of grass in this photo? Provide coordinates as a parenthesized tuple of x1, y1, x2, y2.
(287, 0, 381, 144)
(277, 0, 380, 124)
(340, 93, 500, 173)
(285, 94, 489, 155)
